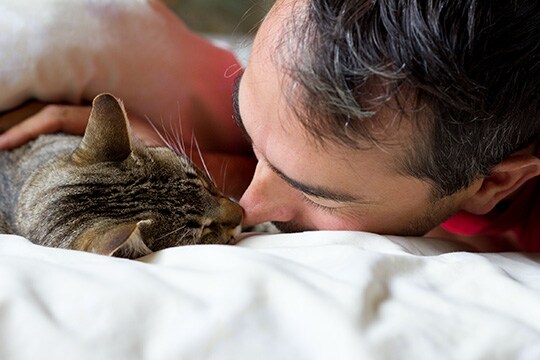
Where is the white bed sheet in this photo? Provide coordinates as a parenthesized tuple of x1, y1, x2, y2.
(1, 231, 540, 360)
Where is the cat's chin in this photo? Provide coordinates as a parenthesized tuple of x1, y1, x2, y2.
(229, 224, 243, 244)
(112, 245, 153, 260)
(199, 224, 242, 245)
(69, 220, 154, 259)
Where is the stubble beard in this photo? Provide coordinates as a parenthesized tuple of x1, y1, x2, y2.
(271, 221, 312, 233)
(393, 195, 461, 237)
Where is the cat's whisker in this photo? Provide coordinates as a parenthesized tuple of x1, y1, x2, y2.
(169, 115, 185, 156)
(159, 116, 179, 155)
(192, 132, 215, 186)
(168, 112, 184, 156)
(144, 115, 175, 152)
(153, 225, 187, 243)
(175, 101, 187, 155)
(189, 131, 195, 162)
(220, 159, 230, 194)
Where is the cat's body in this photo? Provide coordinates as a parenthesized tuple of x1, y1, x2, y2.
(0, 134, 79, 235)
(0, 94, 243, 258)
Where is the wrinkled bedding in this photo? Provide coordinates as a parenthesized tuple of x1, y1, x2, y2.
(1, 231, 540, 359)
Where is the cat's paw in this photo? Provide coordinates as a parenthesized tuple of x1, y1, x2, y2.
(242, 222, 280, 234)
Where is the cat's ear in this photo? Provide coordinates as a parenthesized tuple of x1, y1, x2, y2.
(72, 93, 132, 164)
(73, 220, 152, 257)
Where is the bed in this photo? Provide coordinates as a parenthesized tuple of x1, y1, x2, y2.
(2, 232, 540, 359)
(1, 1, 540, 359)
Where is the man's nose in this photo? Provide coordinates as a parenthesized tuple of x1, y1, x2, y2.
(239, 162, 297, 226)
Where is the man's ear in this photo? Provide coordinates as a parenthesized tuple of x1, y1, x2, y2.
(461, 154, 540, 215)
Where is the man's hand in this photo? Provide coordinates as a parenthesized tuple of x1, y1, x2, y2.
(0, 103, 90, 149)
(0, 102, 167, 150)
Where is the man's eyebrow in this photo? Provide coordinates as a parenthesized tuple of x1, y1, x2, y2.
(232, 73, 252, 144)
(265, 160, 364, 203)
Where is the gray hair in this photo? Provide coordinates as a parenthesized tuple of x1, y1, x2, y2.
(275, 0, 540, 197)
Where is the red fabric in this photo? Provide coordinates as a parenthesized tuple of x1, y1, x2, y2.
(442, 149, 540, 251)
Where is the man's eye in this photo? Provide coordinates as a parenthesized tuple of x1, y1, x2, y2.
(302, 195, 338, 214)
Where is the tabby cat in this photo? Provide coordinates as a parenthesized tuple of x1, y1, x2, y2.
(0, 93, 243, 259)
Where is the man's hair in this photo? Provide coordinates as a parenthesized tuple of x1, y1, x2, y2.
(277, 0, 540, 198)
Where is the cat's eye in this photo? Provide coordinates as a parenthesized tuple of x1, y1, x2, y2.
(201, 219, 217, 236)
(186, 220, 201, 228)
(201, 218, 215, 228)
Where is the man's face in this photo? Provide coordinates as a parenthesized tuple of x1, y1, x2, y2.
(236, 0, 469, 235)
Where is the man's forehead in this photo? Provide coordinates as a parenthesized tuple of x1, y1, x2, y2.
(253, 2, 419, 149)
(251, 0, 302, 57)
(241, 70, 416, 160)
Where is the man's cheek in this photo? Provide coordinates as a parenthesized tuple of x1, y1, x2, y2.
(310, 211, 370, 232)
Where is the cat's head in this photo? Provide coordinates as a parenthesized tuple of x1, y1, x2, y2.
(18, 93, 243, 258)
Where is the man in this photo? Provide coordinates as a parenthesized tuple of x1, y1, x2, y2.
(1, 0, 539, 250)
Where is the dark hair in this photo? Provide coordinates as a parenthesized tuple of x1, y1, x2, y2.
(277, 0, 540, 197)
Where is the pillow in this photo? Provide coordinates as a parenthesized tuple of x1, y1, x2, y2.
(0, 0, 241, 125)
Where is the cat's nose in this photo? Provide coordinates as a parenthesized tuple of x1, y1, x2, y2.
(217, 197, 243, 227)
